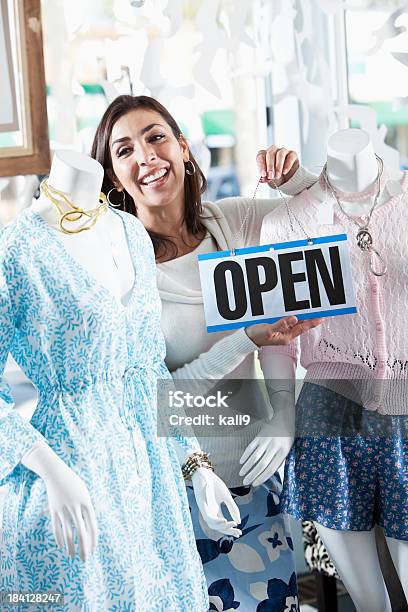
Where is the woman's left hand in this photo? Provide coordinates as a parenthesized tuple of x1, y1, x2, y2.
(256, 145, 299, 187)
(245, 315, 322, 348)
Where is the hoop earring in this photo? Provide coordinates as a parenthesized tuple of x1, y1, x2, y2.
(107, 187, 126, 208)
(185, 160, 196, 176)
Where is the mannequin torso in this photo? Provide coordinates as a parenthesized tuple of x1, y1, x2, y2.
(260, 128, 408, 612)
(21, 149, 241, 566)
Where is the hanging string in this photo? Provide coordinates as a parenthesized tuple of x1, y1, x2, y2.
(230, 177, 262, 256)
(229, 172, 316, 257)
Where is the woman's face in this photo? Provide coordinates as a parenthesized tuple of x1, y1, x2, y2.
(109, 108, 189, 212)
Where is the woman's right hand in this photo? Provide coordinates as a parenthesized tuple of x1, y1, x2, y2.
(21, 442, 98, 562)
(256, 145, 299, 186)
(245, 315, 322, 347)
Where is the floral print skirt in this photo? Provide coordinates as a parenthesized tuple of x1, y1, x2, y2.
(187, 476, 299, 612)
(282, 382, 408, 540)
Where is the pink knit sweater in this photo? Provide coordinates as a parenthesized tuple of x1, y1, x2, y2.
(260, 172, 408, 415)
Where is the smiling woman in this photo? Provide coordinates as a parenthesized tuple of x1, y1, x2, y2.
(91, 94, 319, 611)
(91, 96, 207, 261)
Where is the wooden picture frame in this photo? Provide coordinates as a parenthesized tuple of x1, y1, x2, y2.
(0, 0, 50, 176)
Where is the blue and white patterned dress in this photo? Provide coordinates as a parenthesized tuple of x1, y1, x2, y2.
(0, 208, 208, 611)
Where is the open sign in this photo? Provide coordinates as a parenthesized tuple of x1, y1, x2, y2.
(198, 234, 357, 333)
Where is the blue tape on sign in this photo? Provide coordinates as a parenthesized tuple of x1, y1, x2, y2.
(198, 250, 235, 261)
(197, 234, 348, 261)
(206, 306, 358, 333)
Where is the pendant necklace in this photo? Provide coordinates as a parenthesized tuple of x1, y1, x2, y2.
(322, 154, 387, 277)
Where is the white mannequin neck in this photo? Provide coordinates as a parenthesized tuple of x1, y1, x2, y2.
(33, 150, 104, 230)
(30, 150, 135, 305)
(327, 129, 378, 193)
(309, 128, 403, 217)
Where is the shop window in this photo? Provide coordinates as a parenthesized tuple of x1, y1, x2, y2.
(345, 5, 408, 168)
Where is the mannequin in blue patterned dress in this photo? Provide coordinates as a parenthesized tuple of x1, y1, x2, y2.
(0, 150, 241, 611)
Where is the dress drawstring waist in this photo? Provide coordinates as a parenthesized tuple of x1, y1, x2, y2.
(120, 364, 150, 430)
(120, 361, 169, 430)
(33, 364, 164, 432)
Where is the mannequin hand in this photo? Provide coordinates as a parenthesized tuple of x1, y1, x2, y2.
(192, 468, 242, 538)
(44, 463, 98, 562)
(245, 315, 322, 348)
(21, 442, 98, 562)
(239, 424, 294, 487)
(256, 145, 299, 186)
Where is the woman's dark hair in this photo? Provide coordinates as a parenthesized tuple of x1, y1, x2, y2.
(90, 95, 207, 260)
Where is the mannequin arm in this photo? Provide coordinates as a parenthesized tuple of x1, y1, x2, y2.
(0, 239, 97, 561)
(21, 441, 98, 561)
(167, 430, 242, 537)
(169, 440, 242, 537)
(238, 194, 304, 487)
(157, 364, 241, 537)
(130, 217, 242, 537)
(0, 262, 47, 486)
(239, 352, 296, 487)
(161, 375, 242, 537)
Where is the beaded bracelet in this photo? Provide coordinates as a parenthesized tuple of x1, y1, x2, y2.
(182, 451, 214, 480)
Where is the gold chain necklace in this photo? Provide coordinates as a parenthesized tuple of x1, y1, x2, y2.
(40, 179, 109, 234)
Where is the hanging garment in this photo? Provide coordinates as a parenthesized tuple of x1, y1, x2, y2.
(260, 172, 408, 539)
(283, 382, 408, 540)
(0, 208, 208, 611)
(260, 171, 408, 415)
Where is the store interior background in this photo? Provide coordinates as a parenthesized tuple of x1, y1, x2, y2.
(1, 0, 408, 610)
